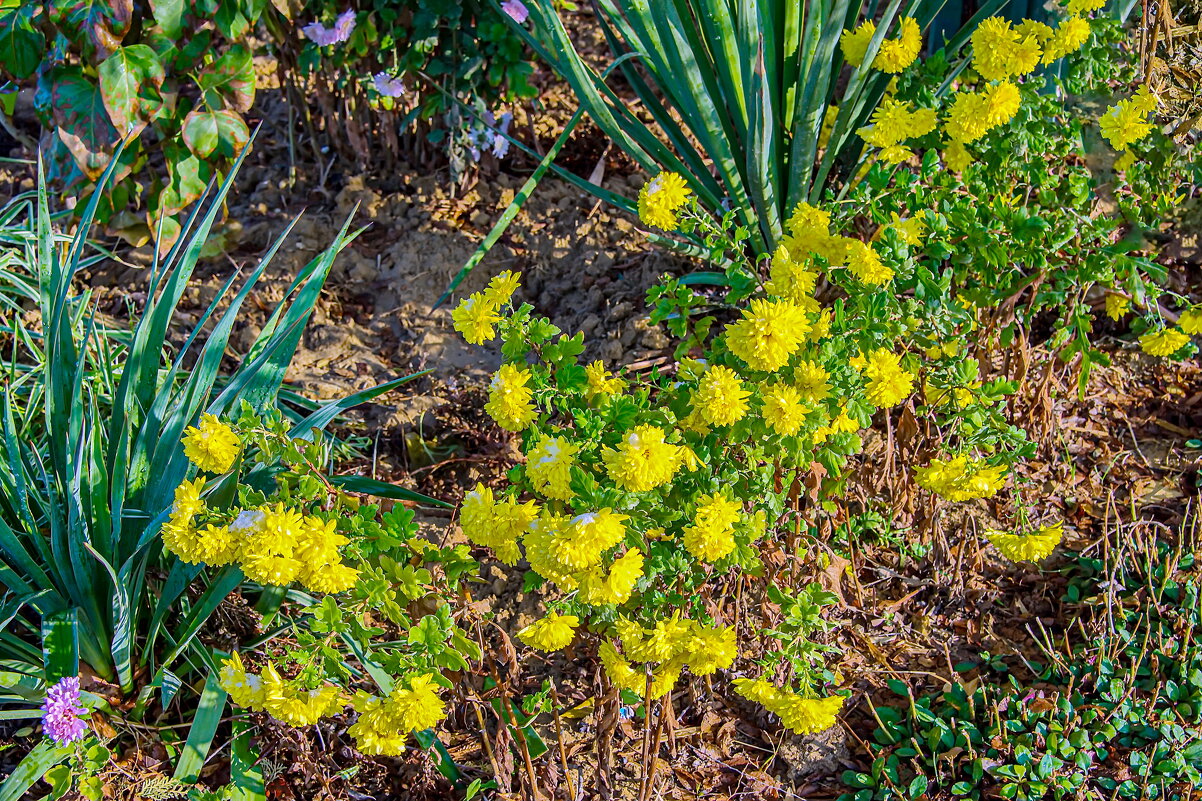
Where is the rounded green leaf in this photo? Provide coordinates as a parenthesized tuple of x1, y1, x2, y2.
(0, 0, 46, 79)
(182, 109, 249, 159)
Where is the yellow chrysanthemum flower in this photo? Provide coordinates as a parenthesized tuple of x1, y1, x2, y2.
(845, 240, 893, 284)
(971, 17, 1042, 82)
(793, 359, 832, 402)
(452, 293, 502, 345)
(944, 139, 974, 171)
(1139, 327, 1190, 357)
(915, 456, 1007, 502)
(1100, 92, 1155, 152)
(944, 90, 994, 144)
(548, 509, 628, 570)
(485, 363, 538, 432)
(526, 435, 579, 501)
(482, 270, 520, 307)
(683, 625, 738, 675)
(985, 81, 1022, 127)
(725, 299, 811, 371)
(1105, 293, 1131, 320)
(986, 522, 1064, 562)
(694, 365, 750, 426)
(874, 17, 922, 73)
(1179, 308, 1202, 335)
(601, 425, 688, 492)
(761, 383, 809, 436)
(682, 493, 741, 563)
(518, 612, 579, 651)
(1066, 0, 1105, 12)
(460, 483, 537, 565)
(840, 20, 877, 67)
(578, 548, 645, 605)
(637, 172, 691, 231)
(863, 349, 915, 408)
(585, 360, 624, 399)
(182, 413, 241, 474)
(1041, 16, 1091, 63)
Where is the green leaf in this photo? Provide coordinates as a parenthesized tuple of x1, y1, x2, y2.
(181, 109, 249, 159)
(98, 44, 166, 134)
(0, 1, 46, 79)
(41, 609, 79, 683)
(150, 0, 185, 38)
(328, 474, 451, 508)
(198, 44, 256, 113)
(174, 667, 227, 782)
(0, 740, 74, 801)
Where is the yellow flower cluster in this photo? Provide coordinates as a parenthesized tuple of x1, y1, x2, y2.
(915, 456, 1007, 502)
(682, 493, 742, 563)
(637, 172, 692, 231)
(585, 360, 624, 399)
(1105, 293, 1131, 320)
(760, 384, 809, 436)
(601, 425, 693, 492)
(346, 674, 448, 756)
(693, 365, 750, 425)
(940, 14, 1090, 166)
(485, 362, 538, 431)
(600, 617, 737, 697)
(1100, 87, 1156, 155)
(986, 522, 1064, 562)
(725, 299, 812, 372)
(863, 349, 915, 409)
(451, 271, 521, 345)
(526, 435, 580, 500)
(1140, 327, 1190, 357)
(1181, 308, 1202, 335)
(733, 679, 845, 735)
(779, 201, 894, 286)
(460, 483, 537, 565)
(840, 17, 921, 73)
(182, 413, 242, 474)
(219, 652, 344, 727)
(857, 98, 938, 164)
(163, 480, 359, 595)
(518, 612, 579, 651)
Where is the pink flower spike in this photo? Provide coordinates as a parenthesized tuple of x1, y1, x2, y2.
(502, 0, 530, 23)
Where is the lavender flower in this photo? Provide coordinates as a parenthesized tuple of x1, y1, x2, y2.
(501, 0, 529, 23)
(41, 676, 88, 745)
(302, 8, 357, 46)
(492, 112, 513, 158)
(372, 72, 405, 98)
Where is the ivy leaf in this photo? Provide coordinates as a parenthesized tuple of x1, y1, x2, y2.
(48, 66, 119, 179)
(198, 44, 255, 112)
(98, 44, 165, 135)
(181, 108, 249, 158)
(0, 1, 46, 79)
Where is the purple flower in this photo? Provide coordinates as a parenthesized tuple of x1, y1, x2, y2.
(492, 112, 513, 158)
(373, 72, 405, 98)
(302, 8, 356, 46)
(501, 0, 529, 23)
(41, 677, 88, 745)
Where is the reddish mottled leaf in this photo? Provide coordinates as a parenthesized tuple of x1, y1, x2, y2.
(197, 44, 255, 113)
(49, 66, 119, 179)
(0, 1, 46, 79)
(181, 108, 248, 158)
(98, 44, 164, 134)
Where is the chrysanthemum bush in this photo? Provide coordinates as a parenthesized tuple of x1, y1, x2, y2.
(163, 406, 480, 758)
(840, 10, 1202, 374)
(449, 198, 1059, 734)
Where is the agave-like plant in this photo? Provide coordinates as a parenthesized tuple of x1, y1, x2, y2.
(497, 0, 1003, 257)
(0, 152, 428, 795)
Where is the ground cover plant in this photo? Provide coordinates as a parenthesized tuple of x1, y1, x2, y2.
(0, 0, 1200, 799)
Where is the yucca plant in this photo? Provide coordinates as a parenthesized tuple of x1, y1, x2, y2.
(0, 151, 429, 794)
(497, 0, 1002, 258)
